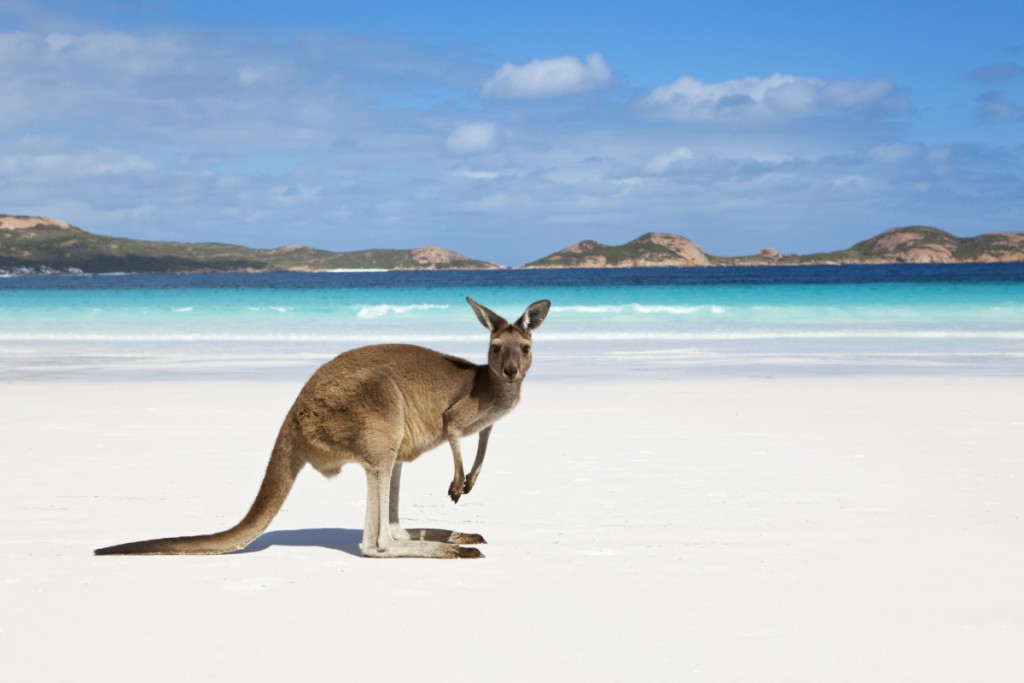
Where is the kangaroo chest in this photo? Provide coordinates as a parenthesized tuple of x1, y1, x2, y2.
(398, 386, 519, 461)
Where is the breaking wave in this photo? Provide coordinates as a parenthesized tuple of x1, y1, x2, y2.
(552, 304, 725, 315)
(354, 303, 451, 318)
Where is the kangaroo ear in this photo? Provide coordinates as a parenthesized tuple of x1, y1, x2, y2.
(466, 297, 508, 332)
(515, 299, 551, 333)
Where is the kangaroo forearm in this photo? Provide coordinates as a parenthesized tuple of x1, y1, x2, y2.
(447, 433, 466, 503)
(469, 426, 490, 478)
(448, 434, 465, 479)
(464, 426, 491, 495)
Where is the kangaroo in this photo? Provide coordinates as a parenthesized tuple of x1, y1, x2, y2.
(95, 297, 550, 559)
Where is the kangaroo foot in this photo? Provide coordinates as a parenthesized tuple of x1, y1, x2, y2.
(404, 528, 487, 545)
(360, 541, 484, 559)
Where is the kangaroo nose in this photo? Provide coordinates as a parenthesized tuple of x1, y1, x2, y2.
(503, 366, 519, 381)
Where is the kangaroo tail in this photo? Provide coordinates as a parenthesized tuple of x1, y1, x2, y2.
(95, 436, 305, 556)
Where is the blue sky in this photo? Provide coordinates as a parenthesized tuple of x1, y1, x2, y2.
(1, 0, 1022, 264)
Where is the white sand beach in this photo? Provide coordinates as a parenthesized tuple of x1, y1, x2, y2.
(1, 371, 1023, 681)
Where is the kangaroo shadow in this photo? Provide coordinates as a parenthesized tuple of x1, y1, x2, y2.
(232, 528, 364, 556)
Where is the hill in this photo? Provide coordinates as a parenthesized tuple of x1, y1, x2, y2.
(524, 232, 710, 268)
(816, 226, 1024, 264)
(0, 215, 501, 274)
(529, 226, 1024, 268)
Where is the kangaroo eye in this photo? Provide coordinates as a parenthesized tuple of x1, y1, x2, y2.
(522, 345, 531, 354)
(491, 344, 501, 354)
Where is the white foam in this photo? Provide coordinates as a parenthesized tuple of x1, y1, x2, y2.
(246, 306, 293, 313)
(552, 304, 724, 315)
(551, 305, 624, 314)
(354, 303, 451, 319)
(631, 304, 706, 314)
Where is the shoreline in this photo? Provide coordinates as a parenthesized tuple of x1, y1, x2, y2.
(4, 354, 1024, 383)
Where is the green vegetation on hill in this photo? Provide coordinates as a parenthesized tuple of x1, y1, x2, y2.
(525, 232, 709, 268)
(709, 226, 1024, 266)
(0, 217, 498, 273)
(526, 238, 681, 268)
(790, 226, 1024, 264)
(570, 237, 673, 266)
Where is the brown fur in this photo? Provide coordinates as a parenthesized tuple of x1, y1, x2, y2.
(95, 297, 550, 559)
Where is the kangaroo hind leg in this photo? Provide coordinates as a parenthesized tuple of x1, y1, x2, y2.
(361, 460, 481, 559)
(388, 462, 486, 546)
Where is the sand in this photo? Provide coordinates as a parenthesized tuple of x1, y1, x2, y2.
(2, 373, 1023, 681)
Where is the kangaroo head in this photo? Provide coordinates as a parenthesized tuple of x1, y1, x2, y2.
(466, 297, 551, 383)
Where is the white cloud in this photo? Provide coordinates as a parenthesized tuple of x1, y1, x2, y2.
(868, 143, 921, 163)
(970, 62, 1023, 85)
(453, 169, 500, 180)
(237, 62, 291, 86)
(268, 184, 321, 205)
(45, 33, 75, 52)
(43, 30, 185, 76)
(643, 73, 907, 121)
(644, 146, 695, 174)
(131, 202, 155, 219)
(975, 90, 1022, 122)
(1, 147, 156, 176)
(482, 53, 613, 99)
(459, 193, 523, 213)
(238, 66, 263, 85)
(832, 174, 867, 190)
(445, 122, 498, 154)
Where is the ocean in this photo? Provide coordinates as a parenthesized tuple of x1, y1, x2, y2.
(1, 264, 1023, 380)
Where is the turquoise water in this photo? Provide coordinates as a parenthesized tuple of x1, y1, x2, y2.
(1, 266, 1022, 378)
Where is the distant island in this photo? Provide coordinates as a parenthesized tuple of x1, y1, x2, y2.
(525, 228, 1024, 268)
(2, 214, 1022, 275)
(0, 215, 501, 274)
